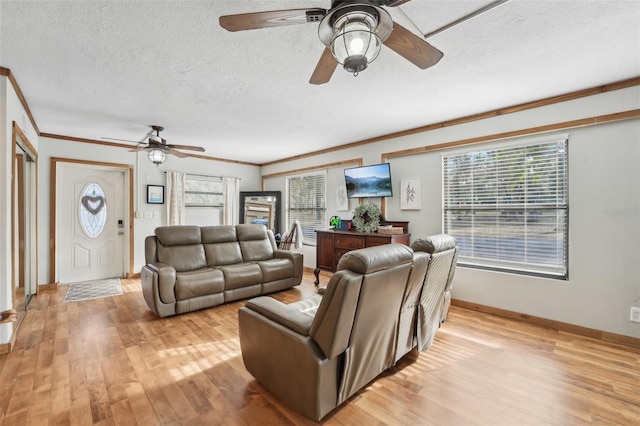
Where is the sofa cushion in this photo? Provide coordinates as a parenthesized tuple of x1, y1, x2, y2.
(204, 242, 243, 266)
(218, 262, 263, 290)
(156, 225, 202, 246)
(155, 225, 207, 272)
(202, 226, 243, 265)
(157, 244, 207, 272)
(258, 258, 294, 282)
(175, 268, 224, 300)
(237, 224, 274, 261)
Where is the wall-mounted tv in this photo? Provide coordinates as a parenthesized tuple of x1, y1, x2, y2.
(344, 163, 393, 198)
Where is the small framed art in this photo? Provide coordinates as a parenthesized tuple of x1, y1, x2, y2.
(400, 179, 421, 210)
(147, 185, 165, 204)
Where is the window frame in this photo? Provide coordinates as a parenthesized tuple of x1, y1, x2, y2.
(442, 136, 569, 279)
(285, 170, 327, 246)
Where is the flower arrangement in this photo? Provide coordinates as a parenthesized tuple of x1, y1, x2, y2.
(352, 201, 381, 233)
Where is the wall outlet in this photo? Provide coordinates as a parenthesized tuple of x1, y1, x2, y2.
(630, 307, 640, 323)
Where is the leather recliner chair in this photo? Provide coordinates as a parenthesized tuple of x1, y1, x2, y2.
(411, 234, 459, 351)
(237, 244, 414, 421)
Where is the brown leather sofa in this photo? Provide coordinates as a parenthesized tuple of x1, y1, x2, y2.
(237, 236, 457, 421)
(141, 224, 303, 318)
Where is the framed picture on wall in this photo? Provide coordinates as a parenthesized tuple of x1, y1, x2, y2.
(336, 186, 349, 211)
(400, 179, 421, 210)
(147, 185, 164, 204)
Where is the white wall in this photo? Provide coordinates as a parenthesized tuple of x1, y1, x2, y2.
(0, 75, 39, 344)
(36, 136, 262, 279)
(262, 86, 640, 339)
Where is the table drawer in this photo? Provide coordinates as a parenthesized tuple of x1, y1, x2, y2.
(366, 236, 392, 247)
(334, 235, 365, 250)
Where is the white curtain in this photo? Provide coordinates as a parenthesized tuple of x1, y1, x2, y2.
(223, 177, 240, 225)
(166, 172, 186, 225)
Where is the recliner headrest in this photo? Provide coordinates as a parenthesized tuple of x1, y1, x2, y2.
(236, 224, 268, 241)
(411, 234, 457, 254)
(201, 225, 237, 243)
(155, 226, 202, 246)
(338, 244, 413, 274)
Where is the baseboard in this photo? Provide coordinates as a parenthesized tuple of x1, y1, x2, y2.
(452, 299, 640, 350)
(0, 330, 17, 354)
(38, 281, 60, 291)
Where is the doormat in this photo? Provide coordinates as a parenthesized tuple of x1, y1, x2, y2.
(63, 278, 123, 303)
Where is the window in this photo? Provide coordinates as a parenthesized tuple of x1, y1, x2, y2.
(184, 175, 223, 207)
(79, 182, 107, 238)
(443, 138, 568, 278)
(286, 171, 327, 245)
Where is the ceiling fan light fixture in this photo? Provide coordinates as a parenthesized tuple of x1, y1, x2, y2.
(330, 13, 381, 76)
(318, 5, 393, 78)
(147, 148, 167, 166)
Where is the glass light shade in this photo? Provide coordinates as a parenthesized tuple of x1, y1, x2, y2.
(147, 149, 167, 166)
(330, 12, 381, 75)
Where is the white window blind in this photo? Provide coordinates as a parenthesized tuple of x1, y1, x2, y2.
(443, 138, 568, 278)
(286, 171, 327, 245)
(184, 175, 224, 207)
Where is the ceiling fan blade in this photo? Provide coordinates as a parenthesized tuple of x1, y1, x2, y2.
(309, 48, 338, 85)
(166, 144, 205, 152)
(128, 145, 147, 152)
(387, 0, 412, 6)
(384, 22, 443, 69)
(167, 148, 189, 158)
(219, 8, 327, 32)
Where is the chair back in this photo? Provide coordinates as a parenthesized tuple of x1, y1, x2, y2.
(310, 244, 413, 404)
(412, 234, 458, 351)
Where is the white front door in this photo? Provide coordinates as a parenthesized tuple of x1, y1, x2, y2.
(58, 164, 125, 283)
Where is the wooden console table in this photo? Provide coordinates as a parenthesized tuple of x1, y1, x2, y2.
(314, 226, 410, 285)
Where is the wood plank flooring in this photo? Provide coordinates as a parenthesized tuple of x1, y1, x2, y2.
(1, 273, 638, 425)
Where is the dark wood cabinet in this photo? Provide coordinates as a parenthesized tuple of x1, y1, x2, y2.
(314, 229, 411, 285)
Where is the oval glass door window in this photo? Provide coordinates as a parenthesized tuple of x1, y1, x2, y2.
(79, 182, 108, 238)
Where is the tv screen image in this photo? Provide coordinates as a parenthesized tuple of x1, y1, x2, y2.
(344, 163, 393, 198)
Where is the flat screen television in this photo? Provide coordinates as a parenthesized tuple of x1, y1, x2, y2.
(344, 163, 393, 198)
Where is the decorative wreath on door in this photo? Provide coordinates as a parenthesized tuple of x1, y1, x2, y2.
(352, 201, 381, 233)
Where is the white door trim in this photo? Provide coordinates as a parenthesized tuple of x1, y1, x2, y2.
(50, 157, 134, 284)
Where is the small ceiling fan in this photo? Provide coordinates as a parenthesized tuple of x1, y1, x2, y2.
(219, 0, 443, 84)
(128, 125, 206, 165)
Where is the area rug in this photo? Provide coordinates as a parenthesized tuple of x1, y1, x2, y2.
(63, 278, 123, 303)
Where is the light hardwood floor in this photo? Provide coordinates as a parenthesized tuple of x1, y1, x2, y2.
(1, 273, 639, 425)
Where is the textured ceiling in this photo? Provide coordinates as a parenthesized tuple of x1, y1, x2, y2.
(1, 0, 639, 164)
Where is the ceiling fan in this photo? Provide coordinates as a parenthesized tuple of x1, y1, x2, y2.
(219, 0, 443, 84)
(128, 125, 206, 165)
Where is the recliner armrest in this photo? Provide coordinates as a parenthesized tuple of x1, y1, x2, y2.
(273, 249, 302, 263)
(144, 262, 177, 304)
(245, 297, 313, 335)
(273, 250, 303, 278)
